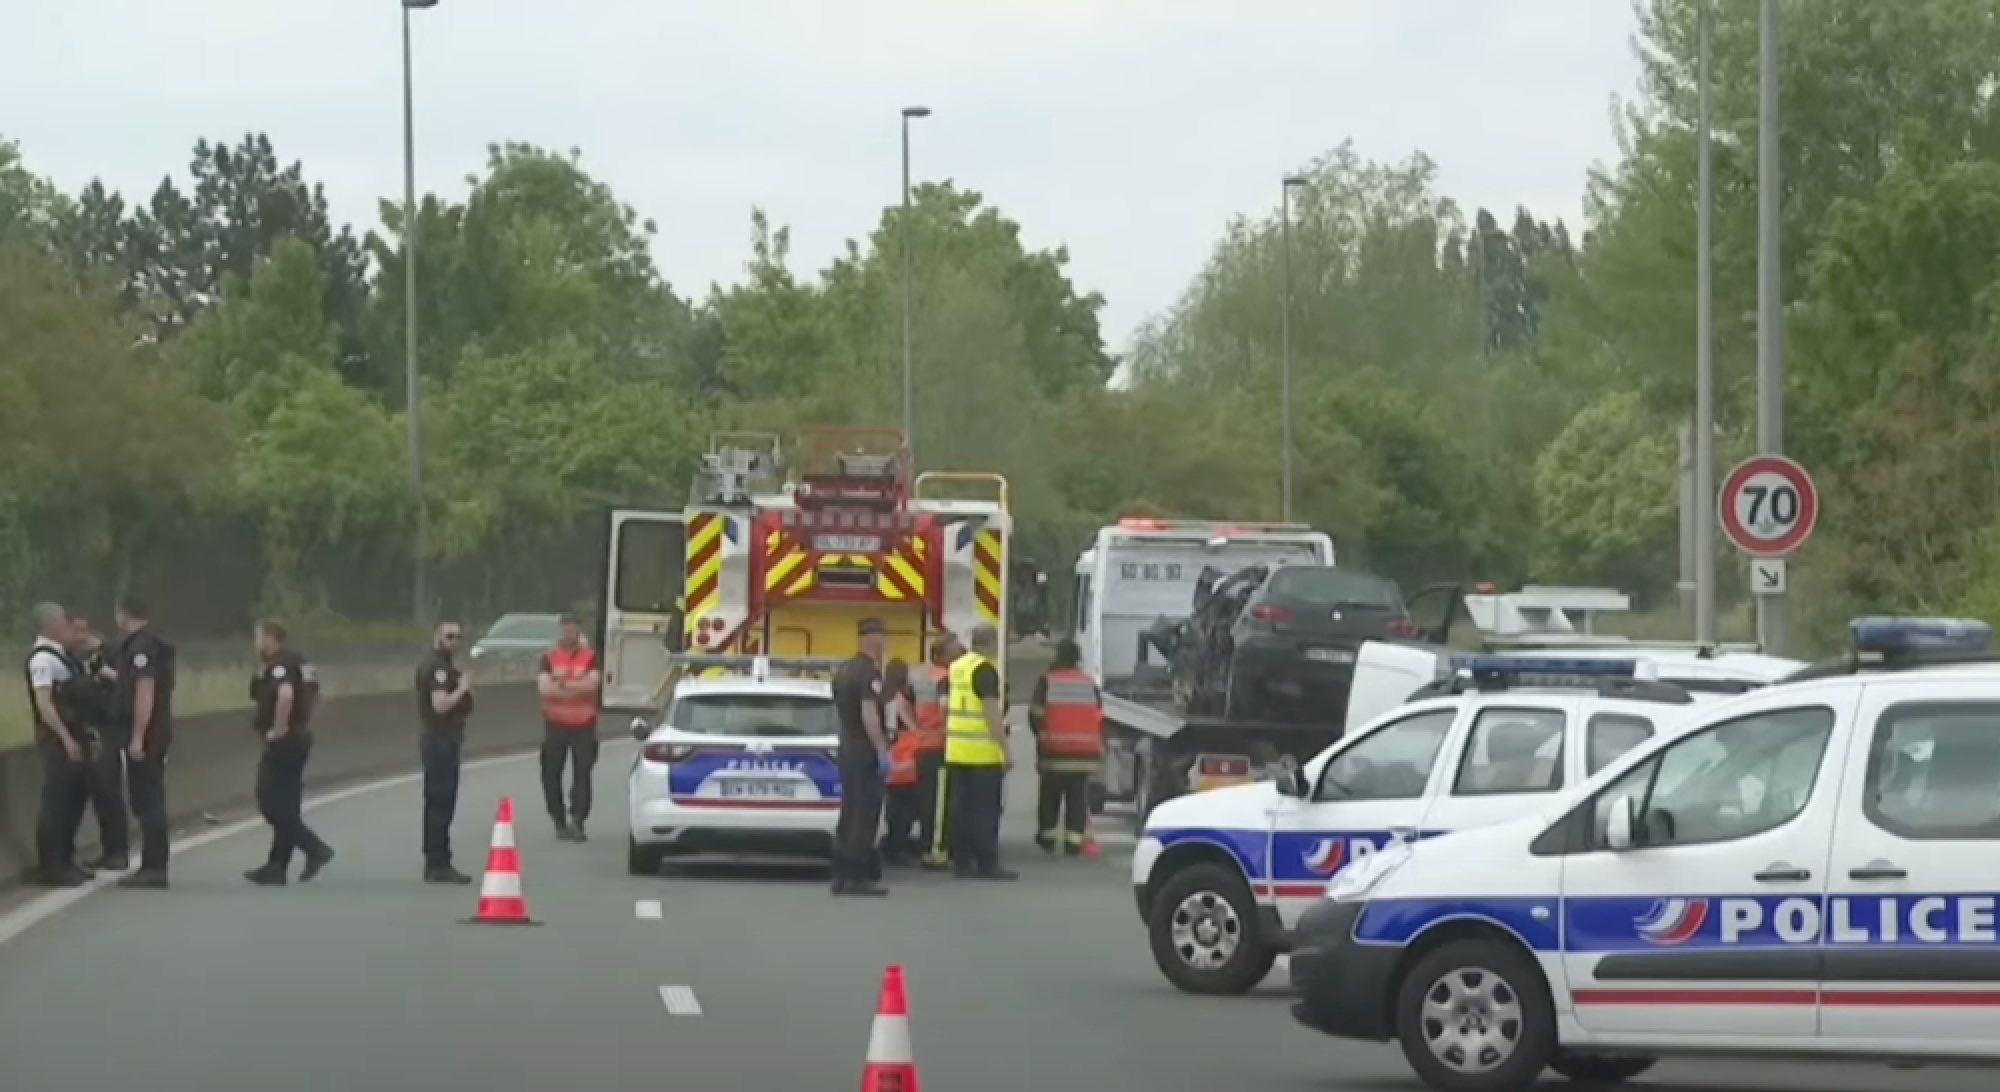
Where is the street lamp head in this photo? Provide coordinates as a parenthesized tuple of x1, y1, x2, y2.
(903, 106, 933, 119)
(1283, 174, 1309, 189)
(403, 0, 441, 9)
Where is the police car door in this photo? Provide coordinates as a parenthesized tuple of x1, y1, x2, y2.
(1557, 691, 1855, 1039)
(1820, 675, 2000, 1052)
(1416, 696, 1581, 837)
(1266, 701, 1468, 930)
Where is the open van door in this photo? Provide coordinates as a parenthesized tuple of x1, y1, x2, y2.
(1344, 640, 1450, 736)
(599, 508, 687, 712)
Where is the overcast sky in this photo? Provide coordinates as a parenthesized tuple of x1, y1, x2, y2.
(3, 0, 1641, 352)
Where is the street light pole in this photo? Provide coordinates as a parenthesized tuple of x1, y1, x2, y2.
(402, 0, 438, 626)
(1280, 175, 1307, 524)
(899, 105, 931, 462)
(1755, 0, 1786, 654)
(1694, 0, 1718, 646)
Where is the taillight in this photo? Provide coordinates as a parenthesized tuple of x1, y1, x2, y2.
(643, 743, 698, 764)
(1387, 618, 1421, 639)
(1251, 604, 1294, 624)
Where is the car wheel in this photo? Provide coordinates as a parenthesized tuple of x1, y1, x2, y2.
(1393, 938, 1556, 1092)
(1547, 1054, 1657, 1085)
(627, 836, 666, 877)
(1147, 862, 1276, 995)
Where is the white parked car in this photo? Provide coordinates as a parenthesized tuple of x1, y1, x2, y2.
(1289, 617, 2000, 1091)
(626, 657, 843, 875)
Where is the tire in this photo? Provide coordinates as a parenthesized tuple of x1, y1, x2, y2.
(1547, 1054, 1657, 1085)
(1393, 938, 1557, 1092)
(627, 836, 666, 877)
(1147, 862, 1276, 995)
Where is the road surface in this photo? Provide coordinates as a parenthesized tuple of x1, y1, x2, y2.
(0, 724, 1994, 1091)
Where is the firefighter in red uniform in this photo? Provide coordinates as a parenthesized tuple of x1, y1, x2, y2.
(916, 635, 958, 870)
(538, 614, 602, 841)
(1029, 638, 1104, 856)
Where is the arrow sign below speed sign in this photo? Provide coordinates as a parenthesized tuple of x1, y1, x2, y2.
(1720, 454, 1819, 558)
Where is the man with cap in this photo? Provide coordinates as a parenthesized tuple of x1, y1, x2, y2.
(830, 617, 893, 896)
(538, 612, 603, 841)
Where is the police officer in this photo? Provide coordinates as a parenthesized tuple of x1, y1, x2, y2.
(113, 596, 174, 889)
(416, 620, 474, 884)
(67, 612, 129, 874)
(245, 620, 334, 886)
(943, 624, 1015, 880)
(26, 603, 91, 887)
(830, 618, 892, 896)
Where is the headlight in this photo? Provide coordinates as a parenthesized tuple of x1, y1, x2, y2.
(1324, 840, 1413, 903)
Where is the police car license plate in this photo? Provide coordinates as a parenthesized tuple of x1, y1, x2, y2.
(721, 779, 799, 800)
(814, 534, 882, 554)
(1306, 647, 1355, 664)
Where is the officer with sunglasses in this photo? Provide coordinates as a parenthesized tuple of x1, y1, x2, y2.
(415, 620, 475, 884)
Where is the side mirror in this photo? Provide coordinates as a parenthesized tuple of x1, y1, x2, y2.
(1606, 796, 1638, 851)
(630, 716, 651, 742)
(1275, 767, 1310, 798)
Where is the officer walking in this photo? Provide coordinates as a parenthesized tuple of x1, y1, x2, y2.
(830, 617, 892, 896)
(26, 603, 91, 887)
(245, 620, 334, 886)
(915, 635, 958, 870)
(538, 614, 602, 841)
(67, 612, 129, 873)
(113, 597, 174, 889)
(1029, 638, 1105, 856)
(943, 624, 1015, 880)
(416, 620, 474, 884)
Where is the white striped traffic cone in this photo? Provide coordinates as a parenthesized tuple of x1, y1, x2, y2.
(466, 796, 537, 926)
(860, 965, 920, 1092)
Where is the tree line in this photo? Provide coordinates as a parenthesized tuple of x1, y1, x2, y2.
(1, 0, 1994, 651)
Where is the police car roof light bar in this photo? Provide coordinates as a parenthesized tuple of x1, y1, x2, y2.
(1452, 655, 1640, 678)
(1850, 617, 1995, 657)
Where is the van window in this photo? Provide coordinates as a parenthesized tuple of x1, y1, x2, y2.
(1454, 708, 1565, 795)
(1316, 708, 1457, 803)
(614, 518, 685, 614)
(1586, 714, 1655, 776)
(1590, 706, 1834, 850)
(1866, 702, 2000, 840)
(1074, 574, 1092, 633)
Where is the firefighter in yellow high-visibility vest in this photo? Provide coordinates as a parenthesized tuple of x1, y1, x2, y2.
(939, 625, 1015, 880)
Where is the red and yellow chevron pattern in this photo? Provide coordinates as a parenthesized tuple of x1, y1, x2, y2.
(685, 513, 726, 624)
(973, 528, 1003, 627)
(875, 535, 927, 601)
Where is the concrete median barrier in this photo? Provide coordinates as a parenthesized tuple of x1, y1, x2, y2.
(0, 681, 548, 890)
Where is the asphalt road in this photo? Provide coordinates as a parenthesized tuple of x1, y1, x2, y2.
(2, 728, 1997, 1091)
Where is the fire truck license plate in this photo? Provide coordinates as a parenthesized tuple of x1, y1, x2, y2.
(721, 779, 799, 800)
(814, 534, 882, 553)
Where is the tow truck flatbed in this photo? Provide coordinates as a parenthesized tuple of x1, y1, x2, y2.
(1098, 690, 1342, 828)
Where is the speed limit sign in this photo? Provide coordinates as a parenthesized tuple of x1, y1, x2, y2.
(1719, 454, 1819, 558)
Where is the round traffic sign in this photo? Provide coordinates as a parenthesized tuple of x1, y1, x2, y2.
(1719, 455, 1819, 558)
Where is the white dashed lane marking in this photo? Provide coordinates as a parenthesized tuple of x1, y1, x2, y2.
(635, 900, 663, 920)
(659, 985, 704, 1015)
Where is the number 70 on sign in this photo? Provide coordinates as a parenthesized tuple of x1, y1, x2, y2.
(1719, 455, 1820, 559)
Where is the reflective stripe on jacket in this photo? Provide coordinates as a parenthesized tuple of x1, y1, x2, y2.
(910, 665, 949, 752)
(945, 651, 1006, 767)
(541, 644, 599, 728)
(1038, 667, 1104, 759)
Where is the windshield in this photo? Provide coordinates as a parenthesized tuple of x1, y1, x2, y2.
(1266, 567, 1403, 609)
(669, 694, 836, 738)
(485, 614, 561, 641)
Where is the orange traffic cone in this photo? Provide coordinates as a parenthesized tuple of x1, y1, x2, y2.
(1081, 830, 1101, 858)
(860, 965, 920, 1092)
(466, 797, 538, 926)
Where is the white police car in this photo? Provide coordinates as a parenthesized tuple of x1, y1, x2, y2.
(1289, 617, 2000, 1091)
(626, 655, 844, 875)
(1131, 649, 1799, 995)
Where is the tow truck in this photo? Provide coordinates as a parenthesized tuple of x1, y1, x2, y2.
(597, 427, 1013, 712)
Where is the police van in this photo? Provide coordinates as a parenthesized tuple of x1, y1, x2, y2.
(1131, 644, 1801, 995)
(1288, 618, 2000, 1092)
(625, 654, 844, 876)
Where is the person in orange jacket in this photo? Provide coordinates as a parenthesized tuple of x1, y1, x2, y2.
(877, 659, 925, 865)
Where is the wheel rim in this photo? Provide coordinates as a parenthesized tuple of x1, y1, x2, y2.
(1168, 890, 1242, 971)
(1419, 966, 1524, 1074)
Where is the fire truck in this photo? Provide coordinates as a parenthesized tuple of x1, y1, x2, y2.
(596, 428, 1013, 712)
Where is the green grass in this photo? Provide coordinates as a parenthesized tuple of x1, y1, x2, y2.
(0, 641, 536, 751)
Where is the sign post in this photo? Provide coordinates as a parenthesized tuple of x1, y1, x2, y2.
(1719, 456, 1817, 653)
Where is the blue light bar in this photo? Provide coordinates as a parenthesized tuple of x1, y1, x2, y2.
(1850, 617, 1995, 655)
(1452, 655, 1639, 678)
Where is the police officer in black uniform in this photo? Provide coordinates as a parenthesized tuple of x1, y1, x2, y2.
(112, 596, 175, 889)
(26, 603, 91, 887)
(244, 620, 334, 886)
(416, 619, 474, 885)
(67, 612, 130, 874)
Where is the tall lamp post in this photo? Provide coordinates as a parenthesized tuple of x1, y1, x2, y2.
(402, 0, 439, 625)
(1694, 0, 1718, 645)
(1754, 0, 1787, 654)
(1279, 174, 1308, 524)
(900, 105, 932, 461)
